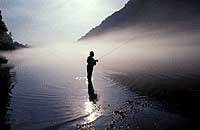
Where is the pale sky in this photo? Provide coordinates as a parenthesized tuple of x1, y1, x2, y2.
(0, 0, 129, 45)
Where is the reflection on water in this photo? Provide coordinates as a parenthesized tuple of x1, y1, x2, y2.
(82, 80, 100, 123)
(88, 81, 98, 103)
(83, 102, 101, 124)
(0, 64, 15, 130)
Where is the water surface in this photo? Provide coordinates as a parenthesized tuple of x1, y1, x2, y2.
(2, 43, 199, 129)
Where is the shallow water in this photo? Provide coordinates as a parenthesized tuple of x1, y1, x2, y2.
(1, 43, 199, 129)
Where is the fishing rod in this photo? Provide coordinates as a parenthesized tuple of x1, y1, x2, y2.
(98, 37, 135, 60)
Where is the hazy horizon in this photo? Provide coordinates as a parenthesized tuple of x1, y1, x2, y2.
(0, 0, 129, 45)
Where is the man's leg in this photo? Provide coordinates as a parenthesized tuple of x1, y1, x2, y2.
(87, 73, 91, 81)
(87, 68, 93, 81)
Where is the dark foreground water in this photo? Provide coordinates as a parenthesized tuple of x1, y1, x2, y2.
(1, 44, 199, 130)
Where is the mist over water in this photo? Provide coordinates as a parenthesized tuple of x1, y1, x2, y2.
(81, 25, 200, 74)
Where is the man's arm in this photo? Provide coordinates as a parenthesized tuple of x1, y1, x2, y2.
(93, 59, 98, 66)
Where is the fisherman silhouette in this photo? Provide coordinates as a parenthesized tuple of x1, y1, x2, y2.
(87, 51, 98, 81)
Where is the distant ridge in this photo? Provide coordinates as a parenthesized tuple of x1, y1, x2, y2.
(0, 10, 26, 50)
(79, 0, 200, 41)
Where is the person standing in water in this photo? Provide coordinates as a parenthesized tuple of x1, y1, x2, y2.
(87, 51, 98, 81)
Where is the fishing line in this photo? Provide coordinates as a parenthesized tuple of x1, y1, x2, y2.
(98, 37, 135, 60)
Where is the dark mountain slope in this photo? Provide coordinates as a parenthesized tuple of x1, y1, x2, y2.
(79, 0, 200, 41)
(0, 10, 26, 50)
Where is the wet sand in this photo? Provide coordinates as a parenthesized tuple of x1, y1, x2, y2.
(0, 44, 199, 130)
